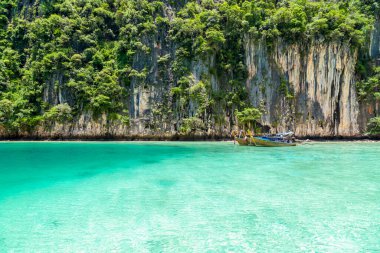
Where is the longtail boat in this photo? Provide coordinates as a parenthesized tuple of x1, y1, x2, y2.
(235, 132, 296, 147)
(235, 137, 256, 146)
(251, 136, 296, 147)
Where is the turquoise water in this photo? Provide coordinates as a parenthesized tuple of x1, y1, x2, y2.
(0, 142, 379, 252)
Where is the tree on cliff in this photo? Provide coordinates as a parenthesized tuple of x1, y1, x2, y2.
(235, 107, 262, 131)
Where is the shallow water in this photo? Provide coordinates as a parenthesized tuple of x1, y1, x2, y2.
(0, 142, 379, 252)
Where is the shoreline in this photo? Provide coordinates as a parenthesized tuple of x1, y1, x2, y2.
(0, 135, 379, 142)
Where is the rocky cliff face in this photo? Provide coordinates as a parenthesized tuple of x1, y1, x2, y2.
(358, 15, 380, 132)
(245, 39, 360, 137)
(2, 12, 379, 139)
(5, 40, 375, 139)
(370, 15, 380, 59)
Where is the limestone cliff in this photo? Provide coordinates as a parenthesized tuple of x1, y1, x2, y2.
(3, 38, 378, 139)
(1, 4, 379, 140)
(358, 15, 380, 133)
(370, 15, 380, 59)
(245, 39, 360, 137)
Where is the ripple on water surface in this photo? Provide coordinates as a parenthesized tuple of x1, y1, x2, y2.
(0, 142, 379, 252)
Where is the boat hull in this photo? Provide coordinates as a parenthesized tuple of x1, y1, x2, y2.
(235, 137, 256, 146)
(252, 137, 296, 147)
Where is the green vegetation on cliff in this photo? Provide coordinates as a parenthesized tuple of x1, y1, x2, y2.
(357, 66, 380, 101)
(367, 116, 380, 135)
(0, 0, 378, 135)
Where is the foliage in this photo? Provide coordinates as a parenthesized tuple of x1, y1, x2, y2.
(279, 78, 295, 100)
(235, 107, 262, 129)
(357, 67, 380, 101)
(116, 110, 130, 125)
(43, 103, 72, 123)
(367, 117, 380, 135)
(180, 117, 205, 134)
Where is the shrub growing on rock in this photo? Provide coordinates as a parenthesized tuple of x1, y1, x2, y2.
(367, 117, 380, 135)
(43, 103, 73, 123)
(180, 117, 205, 134)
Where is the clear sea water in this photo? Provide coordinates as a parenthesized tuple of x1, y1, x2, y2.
(0, 142, 379, 253)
